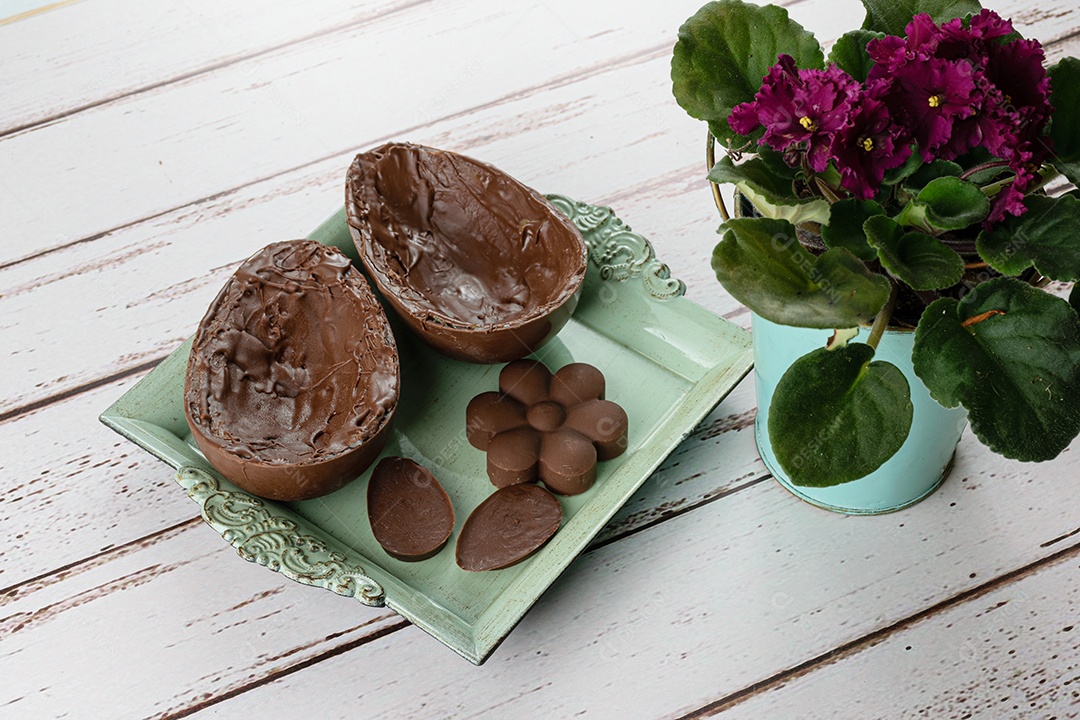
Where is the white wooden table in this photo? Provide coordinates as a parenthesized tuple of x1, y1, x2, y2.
(2, 1, 1078, 717)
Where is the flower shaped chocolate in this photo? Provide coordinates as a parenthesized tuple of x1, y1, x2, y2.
(466, 360, 629, 495)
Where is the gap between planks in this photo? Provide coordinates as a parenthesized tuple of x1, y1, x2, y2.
(5, 23, 1079, 423)
(4, 0, 1074, 273)
(0, 0, 808, 141)
(154, 533, 1080, 720)
(672, 538, 1080, 719)
(0, 0, 433, 140)
(0, 36, 674, 274)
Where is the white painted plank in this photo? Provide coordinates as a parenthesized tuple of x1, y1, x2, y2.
(0, 519, 404, 720)
(2, 428, 1078, 719)
(2, 0, 1071, 266)
(0, 0, 723, 263)
(0, 55, 725, 415)
(0, 0, 414, 132)
(711, 550, 1080, 719)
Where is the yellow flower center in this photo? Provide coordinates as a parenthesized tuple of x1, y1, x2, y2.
(798, 116, 817, 131)
(928, 95, 942, 108)
(861, 137, 874, 152)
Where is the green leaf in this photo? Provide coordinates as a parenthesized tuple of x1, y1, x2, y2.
(882, 146, 922, 185)
(769, 343, 913, 486)
(712, 217, 890, 328)
(672, 0, 824, 146)
(864, 216, 965, 290)
(827, 30, 884, 81)
(860, 0, 982, 37)
(898, 176, 989, 232)
(913, 277, 1080, 461)
(710, 156, 832, 225)
(977, 194, 1080, 282)
(708, 155, 802, 203)
(821, 198, 884, 261)
(1049, 58, 1080, 185)
(904, 160, 962, 191)
(757, 145, 800, 180)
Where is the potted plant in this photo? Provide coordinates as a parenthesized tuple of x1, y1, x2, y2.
(671, 0, 1080, 513)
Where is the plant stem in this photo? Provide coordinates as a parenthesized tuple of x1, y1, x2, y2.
(866, 282, 898, 351)
(959, 160, 1010, 181)
(706, 131, 730, 222)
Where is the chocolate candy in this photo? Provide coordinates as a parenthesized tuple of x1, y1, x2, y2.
(184, 240, 399, 501)
(456, 484, 562, 571)
(368, 457, 455, 562)
(466, 360, 629, 495)
(345, 142, 588, 363)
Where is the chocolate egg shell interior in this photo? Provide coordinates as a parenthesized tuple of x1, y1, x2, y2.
(184, 240, 400, 501)
(345, 142, 588, 363)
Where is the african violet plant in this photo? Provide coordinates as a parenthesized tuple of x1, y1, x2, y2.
(672, 0, 1080, 486)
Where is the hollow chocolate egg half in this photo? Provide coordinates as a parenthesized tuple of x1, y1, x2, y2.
(184, 240, 400, 501)
(345, 142, 588, 363)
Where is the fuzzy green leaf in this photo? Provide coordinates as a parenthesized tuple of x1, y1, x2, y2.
(712, 217, 890, 328)
(711, 156, 832, 225)
(904, 160, 962, 191)
(672, 0, 824, 146)
(859, 0, 982, 37)
(917, 176, 990, 229)
(828, 30, 884, 81)
(913, 278, 1080, 461)
(821, 198, 884, 261)
(1049, 58, 1080, 185)
(769, 344, 913, 487)
(882, 147, 922, 185)
(865, 216, 965, 290)
(708, 155, 802, 203)
(977, 194, 1080, 282)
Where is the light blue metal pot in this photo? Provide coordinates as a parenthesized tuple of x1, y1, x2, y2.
(752, 313, 968, 514)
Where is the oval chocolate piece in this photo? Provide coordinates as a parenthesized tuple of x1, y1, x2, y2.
(456, 484, 562, 572)
(184, 240, 399, 501)
(368, 457, 455, 562)
(345, 142, 588, 363)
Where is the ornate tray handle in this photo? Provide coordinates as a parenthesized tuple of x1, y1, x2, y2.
(176, 467, 386, 607)
(546, 194, 687, 301)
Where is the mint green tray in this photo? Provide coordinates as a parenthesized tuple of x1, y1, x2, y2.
(100, 196, 752, 664)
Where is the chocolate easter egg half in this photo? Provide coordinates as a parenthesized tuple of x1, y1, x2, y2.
(368, 457, 455, 562)
(346, 142, 588, 363)
(456, 484, 562, 572)
(184, 240, 399, 501)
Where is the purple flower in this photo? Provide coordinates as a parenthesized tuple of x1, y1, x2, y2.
(891, 56, 977, 159)
(867, 14, 941, 76)
(936, 10, 1013, 60)
(983, 37, 1052, 147)
(987, 161, 1037, 225)
(966, 9, 1015, 41)
(728, 55, 860, 171)
(832, 90, 913, 199)
(726, 10, 1052, 219)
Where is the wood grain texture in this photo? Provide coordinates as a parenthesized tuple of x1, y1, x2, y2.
(695, 546, 1080, 719)
(0, 62, 723, 417)
(4, 434, 1072, 719)
(0, 0, 718, 265)
(3, 0, 1070, 266)
(4, 0, 1080, 717)
(0, 0, 416, 134)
